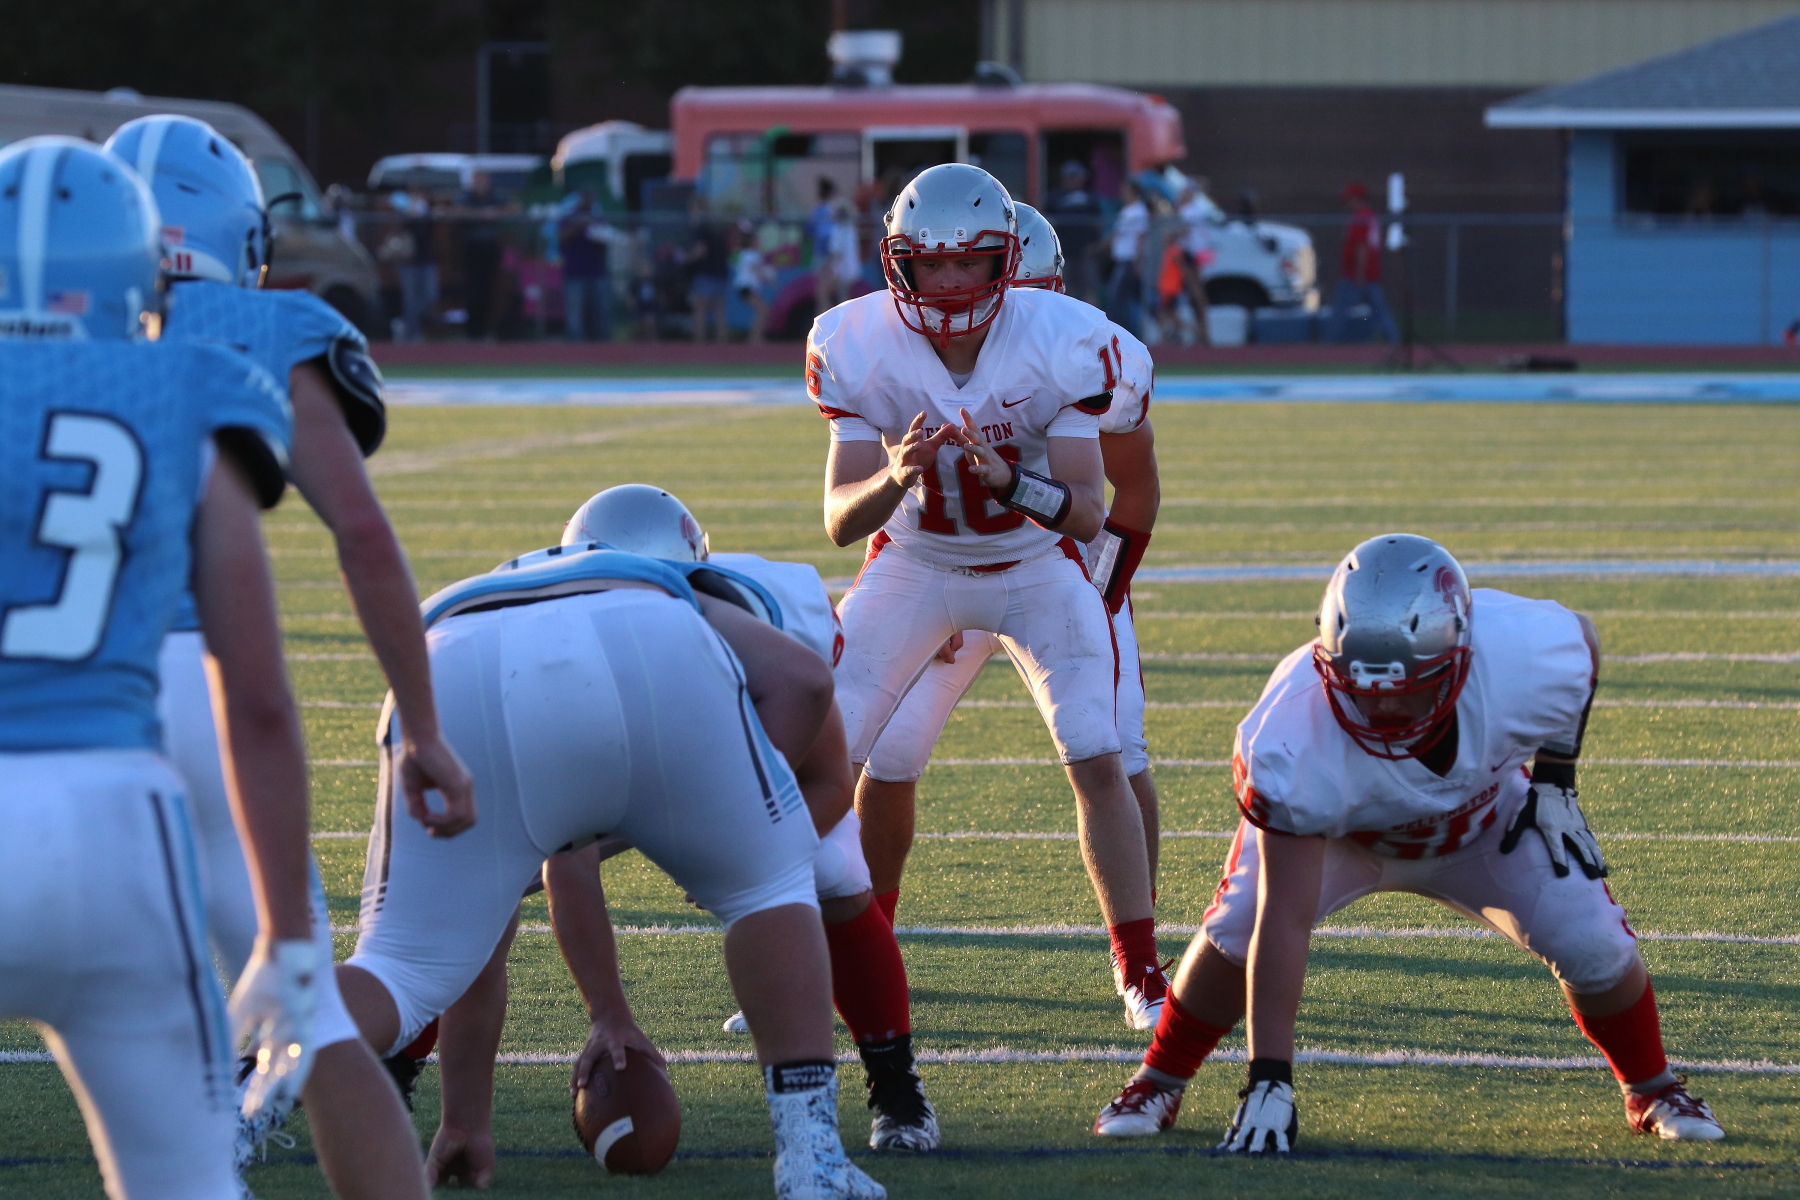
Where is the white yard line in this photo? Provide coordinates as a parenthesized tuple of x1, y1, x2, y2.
(308, 827, 1798, 844)
(320, 920, 1799, 947)
(1134, 610, 1800, 620)
(1141, 651, 1800, 663)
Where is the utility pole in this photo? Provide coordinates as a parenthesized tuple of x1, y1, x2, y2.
(475, 41, 548, 154)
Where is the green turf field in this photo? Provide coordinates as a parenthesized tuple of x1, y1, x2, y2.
(4, 400, 1797, 1197)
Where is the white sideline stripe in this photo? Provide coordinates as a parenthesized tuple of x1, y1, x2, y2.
(322, 920, 1800, 946)
(1135, 610, 1800, 621)
(290, 653, 375, 662)
(958, 698, 1800, 711)
(1141, 650, 1800, 663)
(301, 700, 383, 709)
(308, 827, 1798, 845)
(311, 760, 377, 768)
(3, 1044, 1790, 1072)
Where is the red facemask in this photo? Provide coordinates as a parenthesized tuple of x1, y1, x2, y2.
(880, 231, 1020, 347)
(1313, 644, 1471, 760)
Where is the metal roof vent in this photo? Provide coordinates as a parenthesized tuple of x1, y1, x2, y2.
(829, 29, 902, 88)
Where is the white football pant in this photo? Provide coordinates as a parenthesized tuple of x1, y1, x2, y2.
(156, 630, 362, 1050)
(1202, 788, 1640, 995)
(348, 589, 819, 1053)
(836, 540, 1121, 767)
(0, 750, 236, 1200)
(864, 600, 1150, 782)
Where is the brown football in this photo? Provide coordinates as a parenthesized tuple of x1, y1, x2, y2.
(573, 1052, 681, 1175)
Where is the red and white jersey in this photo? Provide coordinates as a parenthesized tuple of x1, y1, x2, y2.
(709, 552, 844, 667)
(1233, 589, 1593, 858)
(809, 286, 1116, 568)
(1099, 321, 1152, 435)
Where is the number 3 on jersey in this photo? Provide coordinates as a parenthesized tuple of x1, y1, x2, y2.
(2, 413, 145, 661)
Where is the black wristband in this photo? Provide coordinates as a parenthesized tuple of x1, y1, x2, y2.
(1531, 758, 1577, 789)
(1247, 1057, 1293, 1086)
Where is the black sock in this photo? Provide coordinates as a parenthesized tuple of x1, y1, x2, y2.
(858, 1034, 916, 1075)
(766, 1059, 836, 1094)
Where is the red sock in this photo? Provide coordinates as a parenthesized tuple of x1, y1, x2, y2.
(1108, 917, 1159, 981)
(1571, 979, 1668, 1085)
(400, 1017, 439, 1060)
(874, 889, 899, 926)
(1143, 993, 1233, 1081)
(825, 902, 912, 1044)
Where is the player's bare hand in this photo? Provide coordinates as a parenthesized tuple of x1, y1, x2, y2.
(888, 412, 958, 490)
(572, 1016, 666, 1096)
(958, 407, 1014, 490)
(398, 731, 478, 838)
(427, 1122, 497, 1189)
(935, 631, 965, 664)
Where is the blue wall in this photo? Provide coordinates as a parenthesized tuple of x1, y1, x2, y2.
(1566, 131, 1800, 344)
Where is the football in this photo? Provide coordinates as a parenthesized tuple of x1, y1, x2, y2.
(573, 1051, 682, 1175)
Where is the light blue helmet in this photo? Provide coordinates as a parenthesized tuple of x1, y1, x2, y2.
(0, 136, 162, 340)
(105, 114, 267, 288)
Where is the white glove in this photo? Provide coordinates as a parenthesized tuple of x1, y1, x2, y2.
(1219, 1079, 1297, 1154)
(1500, 783, 1607, 879)
(230, 938, 320, 1118)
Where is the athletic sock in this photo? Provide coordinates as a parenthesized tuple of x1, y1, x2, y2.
(825, 900, 912, 1044)
(1570, 978, 1670, 1088)
(874, 889, 899, 925)
(1108, 916, 1159, 983)
(1139, 992, 1232, 1085)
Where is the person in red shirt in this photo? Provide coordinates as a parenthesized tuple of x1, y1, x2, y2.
(1325, 182, 1399, 343)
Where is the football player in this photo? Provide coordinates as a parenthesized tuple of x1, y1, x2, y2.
(858, 203, 1166, 945)
(812, 165, 1166, 1030)
(0, 137, 312, 1199)
(1093, 535, 1725, 1148)
(416, 486, 937, 1181)
(103, 115, 468, 1197)
(331, 544, 887, 1200)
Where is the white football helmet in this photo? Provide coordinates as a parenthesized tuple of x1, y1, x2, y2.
(563, 484, 708, 561)
(1012, 203, 1064, 292)
(879, 162, 1019, 346)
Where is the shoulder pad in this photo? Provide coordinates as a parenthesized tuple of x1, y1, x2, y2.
(325, 337, 387, 456)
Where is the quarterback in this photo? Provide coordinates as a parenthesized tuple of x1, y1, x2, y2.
(106, 114, 467, 1198)
(1094, 535, 1725, 1148)
(812, 165, 1166, 1029)
(860, 202, 1166, 925)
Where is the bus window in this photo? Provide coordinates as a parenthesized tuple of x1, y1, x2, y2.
(703, 132, 766, 214)
(771, 132, 858, 216)
(1042, 129, 1126, 201)
(969, 132, 1028, 200)
(622, 152, 673, 211)
(867, 128, 964, 207)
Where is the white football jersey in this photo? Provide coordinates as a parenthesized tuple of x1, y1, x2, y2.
(1232, 589, 1593, 857)
(709, 552, 844, 667)
(809, 286, 1116, 567)
(1098, 321, 1152, 435)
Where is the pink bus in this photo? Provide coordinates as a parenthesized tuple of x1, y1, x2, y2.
(671, 82, 1185, 214)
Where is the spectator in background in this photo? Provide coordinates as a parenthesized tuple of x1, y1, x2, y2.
(1046, 159, 1102, 301)
(457, 171, 508, 340)
(1325, 181, 1399, 344)
(1106, 177, 1149, 337)
(1155, 229, 1192, 345)
(397, 186, 437, 342)
(1177, 180, 1214, 345)
(628, 225, 660, 342)
(686, 202, 731, 343)
(732, 218, 774, 343)
(807, 178, 838, 264)
(815, 199, 860, 313)
(559, 189, 613, 342)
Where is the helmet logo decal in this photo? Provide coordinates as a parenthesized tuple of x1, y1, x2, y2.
(1434, 566, 1461, 604)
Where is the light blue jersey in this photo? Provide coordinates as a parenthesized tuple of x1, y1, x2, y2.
(161, 280, 384, 630)
(495, 543, 784, 628)
(0, 341, 290, 752)
(421, 548, 699, 631)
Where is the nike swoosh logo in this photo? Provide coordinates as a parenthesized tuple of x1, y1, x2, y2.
(1001, 395, 1031, 408)
(1490, 761, 1509, 773)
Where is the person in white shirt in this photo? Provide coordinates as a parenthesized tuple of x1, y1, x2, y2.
(1176, 182, 1213, 344)
(1107, 178, 1149, 336)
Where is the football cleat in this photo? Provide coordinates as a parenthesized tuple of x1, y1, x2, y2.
(1117, 958, 1172, 1031)
(380, 1051, 425, 1112)
(1094, 1078, 1183, 1138)
(767, 1074, 888, 1200)
(1627, 1076, 1725, 1142)
(1219, 1079, 1298, 1154)
(865, 1056, 940, 1152)
(723, 1010, 751, 1034)
(233, 1054, 297, 1173)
